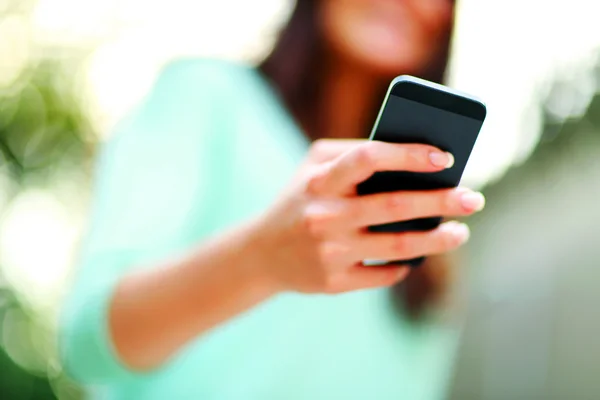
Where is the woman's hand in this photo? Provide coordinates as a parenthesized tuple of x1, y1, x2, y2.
(252, 139, 485, 294)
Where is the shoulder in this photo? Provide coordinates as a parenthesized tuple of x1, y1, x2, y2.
(151, 58, 259, 103)
(118, 58, 260, 136)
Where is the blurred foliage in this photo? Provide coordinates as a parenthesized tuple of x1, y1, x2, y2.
(0, 60, 91, 398)
(0, 60, 94, 183)
(0, 288, 59, 399)
(0, 2, 92, 392)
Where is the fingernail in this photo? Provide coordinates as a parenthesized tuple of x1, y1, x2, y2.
(442, 221, 470, 243)
(460, 191, 485, 212)
(430, 152, 454, 168)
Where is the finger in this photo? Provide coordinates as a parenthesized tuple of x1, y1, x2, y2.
(300, 188, 483, 237)
(349, 221, 470, 262)
(332, 265, 410, 293)
(311, 141, 454, 196)
(342, 187, 485, 228)
(307, 139, 366, 164)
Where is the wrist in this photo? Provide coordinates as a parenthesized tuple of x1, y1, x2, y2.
(233, 217, 284, 299)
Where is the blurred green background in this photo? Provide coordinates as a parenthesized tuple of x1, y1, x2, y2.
(1, 0, 600, 399)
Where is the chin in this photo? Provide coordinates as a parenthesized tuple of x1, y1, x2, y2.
(372, 59, 421, 78)
(361, 56, 425, 80)
(353, 45, 431, 79)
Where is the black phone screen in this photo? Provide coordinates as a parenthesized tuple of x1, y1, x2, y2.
(356, 82, 486, 266)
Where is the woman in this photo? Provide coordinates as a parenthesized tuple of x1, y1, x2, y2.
(61, 0, 485, 399)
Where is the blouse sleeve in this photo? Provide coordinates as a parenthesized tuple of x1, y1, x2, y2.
(59, 60, 235, 384)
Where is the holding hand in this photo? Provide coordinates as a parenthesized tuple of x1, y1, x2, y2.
(251, 139, 485, 295)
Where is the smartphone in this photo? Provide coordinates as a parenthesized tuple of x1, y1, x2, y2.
(356, 75, 487, 268)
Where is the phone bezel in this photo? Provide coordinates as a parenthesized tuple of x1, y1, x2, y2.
(368, 75, 487, 141)
(391, 75, 486, 120)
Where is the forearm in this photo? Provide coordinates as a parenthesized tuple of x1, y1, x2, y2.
(109, 219, 278, 371)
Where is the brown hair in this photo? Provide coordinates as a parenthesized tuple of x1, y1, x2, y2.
(259, 0, 456, 318)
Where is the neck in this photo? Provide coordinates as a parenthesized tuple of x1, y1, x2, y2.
(319, 57, 386, 139)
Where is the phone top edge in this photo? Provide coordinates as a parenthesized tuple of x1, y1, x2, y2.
(391, 75, 487, 109)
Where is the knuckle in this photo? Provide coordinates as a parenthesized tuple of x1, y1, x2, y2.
(316, 241, 347, 266)
(422, 144, 441, 154)
(305, 167, 328, 195)
(386, 193, 410, 214)
(316, 242, 332, 265)
(354, 142, 379, 170)
(301, 207, 330, 238)
(439, 191, 455, 214)
(391, 234, 411, 256)
(309, 139, 330, 160)
(406, 146, 429, 167)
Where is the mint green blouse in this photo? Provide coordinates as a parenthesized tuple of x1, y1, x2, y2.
(60, 59, 461, 400)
